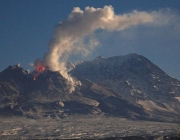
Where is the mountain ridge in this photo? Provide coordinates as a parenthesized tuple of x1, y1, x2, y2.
(70, 53, 180, 121)
(0, 54, 180, 122)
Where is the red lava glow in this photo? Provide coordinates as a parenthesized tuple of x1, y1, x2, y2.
(35, 63, 46, 72)
(33, 63, 46, 80)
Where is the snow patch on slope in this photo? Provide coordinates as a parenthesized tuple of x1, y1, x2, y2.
(137, 100, 175, 112)
(175, 97, 180, 102)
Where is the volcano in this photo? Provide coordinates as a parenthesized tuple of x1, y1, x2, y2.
(0, 54, 180, 122)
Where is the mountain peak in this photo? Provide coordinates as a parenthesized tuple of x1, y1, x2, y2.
(0, 65, 29, 82)
(70, 53, 178, 102)
(4, 64, 28, 74)
(94, 56, 104, 60)
(107, 53, 139, 62)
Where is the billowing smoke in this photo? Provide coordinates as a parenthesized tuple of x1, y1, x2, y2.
(34, 5, 160, 92)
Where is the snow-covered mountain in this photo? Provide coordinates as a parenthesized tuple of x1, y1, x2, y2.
(70, 53, 180, 118)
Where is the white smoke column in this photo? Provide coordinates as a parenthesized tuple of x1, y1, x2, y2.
(38, 5, 160, 92)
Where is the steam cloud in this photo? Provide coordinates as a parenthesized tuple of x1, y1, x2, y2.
(34, 5, 161, 92)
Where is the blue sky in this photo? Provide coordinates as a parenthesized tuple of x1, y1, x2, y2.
(0, 0, 180, 79)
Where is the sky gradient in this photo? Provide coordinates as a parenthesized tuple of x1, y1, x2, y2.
(0, 0, 180, 79)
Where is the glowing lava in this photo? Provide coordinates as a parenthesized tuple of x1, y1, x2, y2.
(33, 63, 46, 80)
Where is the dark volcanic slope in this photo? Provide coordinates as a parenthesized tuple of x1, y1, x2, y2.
(0, 64, 148, 120)
(0, 65, 71, 117)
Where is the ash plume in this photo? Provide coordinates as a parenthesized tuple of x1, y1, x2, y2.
(34, 5, 161, 93)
